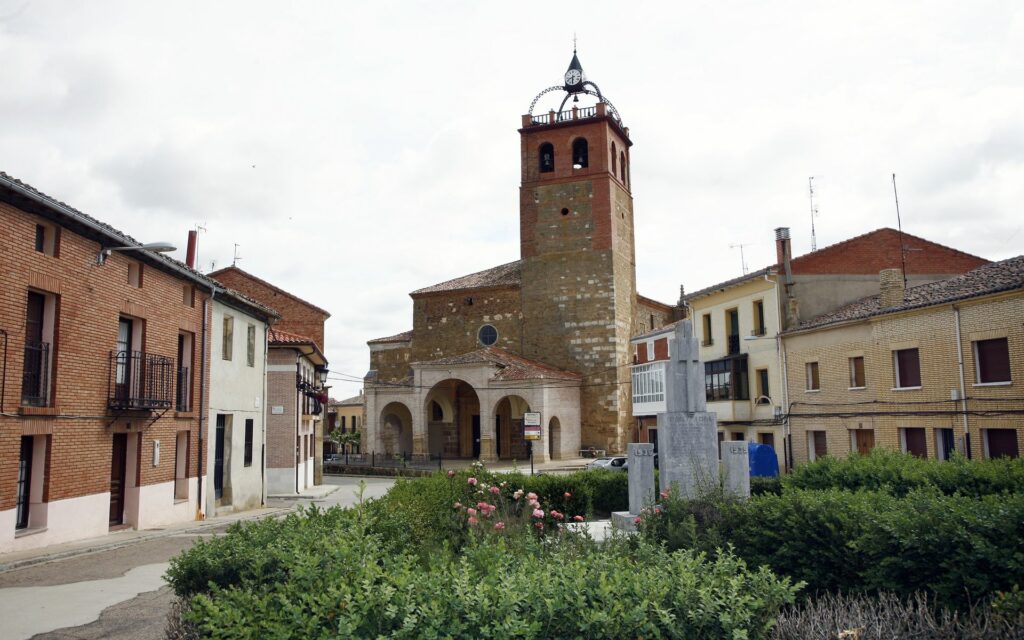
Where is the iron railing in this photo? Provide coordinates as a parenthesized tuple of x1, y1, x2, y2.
(176, 366, 191, 412)
(728, 334, 741, 355)
(108, 350, 174, 410)
(21, 340, 49, 407)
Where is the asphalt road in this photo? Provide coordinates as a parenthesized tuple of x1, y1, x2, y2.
(0, 476, 395, 640)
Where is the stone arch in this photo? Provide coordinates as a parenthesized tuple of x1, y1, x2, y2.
(538, 142, 555, 173)
(493, 394, 531, 460)
(548, 416, 561, 460)
(571, 136, 589, 168)
(425, 379, 481, 458)
(380, 401, 413, 456)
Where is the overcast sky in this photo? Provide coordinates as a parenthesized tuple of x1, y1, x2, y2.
(3, 1, 1022, 398)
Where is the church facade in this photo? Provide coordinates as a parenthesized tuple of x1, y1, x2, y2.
(364, 53, 676, 462)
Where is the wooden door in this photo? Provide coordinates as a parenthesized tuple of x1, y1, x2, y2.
(16, 436, 33, 529)
(109, 434, 127, 525)
(471, 416, 481, 458)
(855, 429, 875, 455)
(214, 415, 226, 499)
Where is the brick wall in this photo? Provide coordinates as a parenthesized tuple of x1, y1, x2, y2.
(0, 200, 207, 512)
(789, 228, 987, 275)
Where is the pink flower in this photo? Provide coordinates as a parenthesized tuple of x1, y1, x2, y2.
(573, 515, 585, 522)
(468, 516, 479, 526)
(447, 470, 456, 478)
(467, 508, 477, 516)
(660, 489, 670, 499)
(529, 500, 540, 509)
(532, 508, 544, 518)
(527, 492, 538, 501)
(489, 486, 500, 495)
(494, 521, 505, 531)
(513, 489, 523, 500)
(564, 492, 572, 499)
(453, 502, 463, 509)
(634, 517, 642, 525)
(468, 477, 478, 486)
(550, 510, 564, 520)
(534, 521, 544, 529)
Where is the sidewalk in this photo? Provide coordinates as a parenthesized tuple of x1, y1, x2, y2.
(0, 485, 338, 573)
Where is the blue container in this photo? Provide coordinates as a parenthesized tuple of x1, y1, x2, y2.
(748, 442, 780, 478)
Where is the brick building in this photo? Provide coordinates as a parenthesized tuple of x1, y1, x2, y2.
(365, 52, 676, 462)
(208, 266, 331, 491)
(1, 172, 217, 553)
(783, 258, 1024, 464)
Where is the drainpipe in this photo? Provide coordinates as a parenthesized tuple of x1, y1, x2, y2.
(196, 288, 212, 519)
(295, 355, 302, 494)
(953, 305, 970, 458)
(261, 322, 270, 506)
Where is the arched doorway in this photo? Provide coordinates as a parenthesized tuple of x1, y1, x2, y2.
(425, 379, 481, 458)
(380, 402, 413, 455)
(494, 395, 531, 460)
(549, 416, 561, 460)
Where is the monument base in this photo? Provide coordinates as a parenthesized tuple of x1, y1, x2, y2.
(610, 511, 638, 533)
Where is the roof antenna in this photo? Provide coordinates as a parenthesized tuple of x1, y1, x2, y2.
(892, 173, 908, 289)
(808, 176, 819, 251)
(573, 32, 577, 53)
(193, 222, 207, 266)
(729, 242, 750, 275)
(232, 243, 242, 267)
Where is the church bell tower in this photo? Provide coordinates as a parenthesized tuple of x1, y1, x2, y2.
(518, 50, 638, 452)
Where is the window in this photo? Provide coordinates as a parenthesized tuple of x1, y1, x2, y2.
(341, 415, 347, 430)
(247, 324, 256, 367)
(127, 261, 142, 288)
(222, 315, 234, 360)
(755, 368, 770, 403)
(731, 432, 745, 441)
(808, 430, 827, 461)
(34, 223, 58, 256)
(538, 142, 554, 173)
(805, 362, 820, 391)
(572, 137, 589, 168)
(22, 290, 56, 407)
(900, 427, 927, 458)
(893, 348, 921, 388)
(753, 300, 766, 336)
(705, 357, 749, 401)
(632, 362, 666, 407)
(619, 151, 626, 182)
(983, 428, 1019, 459)
(849, 356, 866, 388)
(16, 436, 33, 529)
(701, 313, 713, 346)
(177, 332, 194, 412)
(182, 285, 195, 307)
(726, 308, 740, 354)
(478, 324, 498, 346)
(611, 141, 617, 176)
(974, 338, 1011, 384)
(758, 432, 775, 448)
(244, 419, 254, 467)
(935, 428, 956, 461)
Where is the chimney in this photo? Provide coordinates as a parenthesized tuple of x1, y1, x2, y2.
(185, 230, 198, 268)
(879, 268, 905, 308)
(775, 227, 792, 266)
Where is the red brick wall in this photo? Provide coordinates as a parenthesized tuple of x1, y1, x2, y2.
(210, 267, 329, 349)
(790, 228, 988, 275)
(0, 200, 208, 510)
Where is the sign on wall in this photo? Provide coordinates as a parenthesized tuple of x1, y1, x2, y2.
(523, 412, 542, 440)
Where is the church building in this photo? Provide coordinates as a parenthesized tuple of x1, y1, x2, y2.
(364, 52, 676, 462)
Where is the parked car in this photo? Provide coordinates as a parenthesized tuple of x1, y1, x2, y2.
(586, 456, 627, 471)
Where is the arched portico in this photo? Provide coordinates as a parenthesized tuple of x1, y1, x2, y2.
(493, 395, 532, 460)
(380, 402, 413, 455)
(548, 416, 561, 460)
(425, 379, 481, 459)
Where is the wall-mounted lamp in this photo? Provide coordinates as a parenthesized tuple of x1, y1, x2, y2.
(316, 366, 329, 386)
(97, 242, 177, 265)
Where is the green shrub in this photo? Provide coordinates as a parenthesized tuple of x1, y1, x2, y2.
(638, 487, 1024, 607)
(785, 449, 1024, 497)
(751, 476, 783, 496)
(175, 513, 798, 639)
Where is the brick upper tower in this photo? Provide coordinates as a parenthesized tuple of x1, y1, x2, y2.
(518, 51, 638, 451)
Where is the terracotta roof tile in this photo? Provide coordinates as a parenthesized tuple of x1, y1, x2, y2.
(367, 329, 413, 345)
(411, 261, 521, 296)
(790, 255, 1024, 331)
(416, 347, 582, 382)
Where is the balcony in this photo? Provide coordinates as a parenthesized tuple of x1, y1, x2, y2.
(109, 350, 174, 411)
(176, 366, 191, 412)
(631, 361, 667, 416)
(727, 334, 741, 355)
(21, 340, 50, 407)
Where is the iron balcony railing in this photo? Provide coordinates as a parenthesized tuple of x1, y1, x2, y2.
(728, 334, 741, 355)
(176, 366, 191, 412)
(21, 340, 49, 407)
(109, 350, 174, 410)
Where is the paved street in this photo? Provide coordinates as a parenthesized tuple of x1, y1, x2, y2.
(0, 476, 394, 640)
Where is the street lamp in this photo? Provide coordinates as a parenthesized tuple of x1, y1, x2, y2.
(96, 241, 177, 265)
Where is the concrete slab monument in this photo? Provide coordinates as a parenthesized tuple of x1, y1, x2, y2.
(722, 440, 751, 498)
(611, 442, 655, 531)
(657, 320, 719, 498)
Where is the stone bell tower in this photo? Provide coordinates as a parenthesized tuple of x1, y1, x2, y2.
(518, 49, 637, 452)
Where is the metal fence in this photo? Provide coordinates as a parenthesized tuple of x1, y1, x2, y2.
(108, 350, 174, 410)
(324, 451, 444, 471)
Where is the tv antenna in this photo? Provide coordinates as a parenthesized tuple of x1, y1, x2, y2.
(808, 176, 820, 251)
(892, 173, 908, 289)
(232, 243, 242, 267)
(193, 222, 207, 266)
(729, 243, 750, 275)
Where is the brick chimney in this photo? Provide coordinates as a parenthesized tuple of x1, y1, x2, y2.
(185, 230, 198, 268)
(775, 227, 792, 266)
(879, 268, 905, 308)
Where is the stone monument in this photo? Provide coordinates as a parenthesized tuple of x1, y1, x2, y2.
(657, 320, 719, 498)
(722, 440, 751, 498)
(611, 442, 655, 531)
